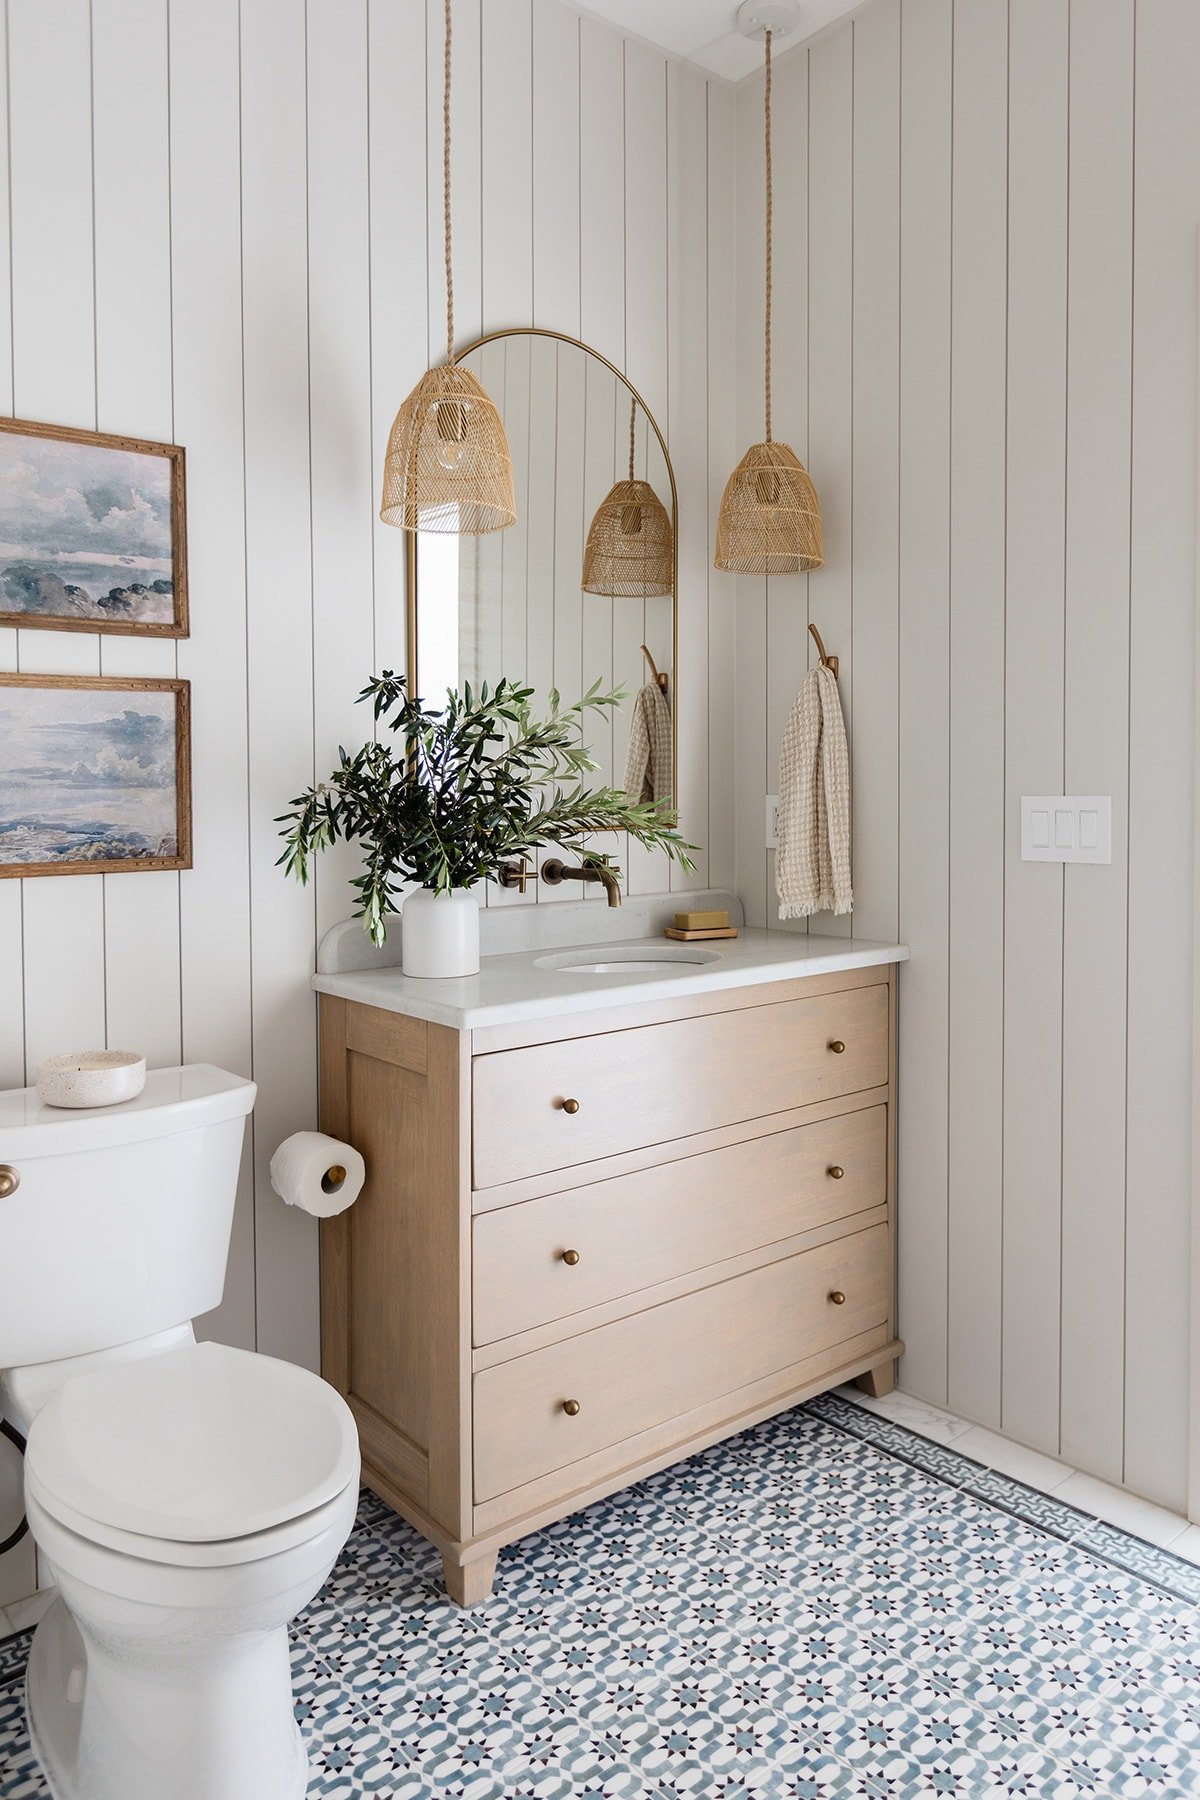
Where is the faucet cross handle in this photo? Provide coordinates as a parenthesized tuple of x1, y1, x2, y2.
(498, 857, 534, 894)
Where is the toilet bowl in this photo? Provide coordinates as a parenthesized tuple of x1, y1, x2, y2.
(21, 1340, 360, 1800)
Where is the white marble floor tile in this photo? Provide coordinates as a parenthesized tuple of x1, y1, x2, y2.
(952, 1425, 1075, 1493)
(3, 1587, 55, 1634)
(1168, 1523, 1200, 1565)
(834, 1384, 975, 1445)
(1053, 1472, 1189, 1548)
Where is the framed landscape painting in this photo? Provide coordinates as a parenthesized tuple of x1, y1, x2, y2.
(0, 416, 187, 637)
(0, 674, 192, 877)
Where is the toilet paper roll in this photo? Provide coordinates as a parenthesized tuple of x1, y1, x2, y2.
(269, 1131, 365, 1218)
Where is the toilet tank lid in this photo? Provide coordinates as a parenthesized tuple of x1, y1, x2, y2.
(0, 1063, 256, 1158)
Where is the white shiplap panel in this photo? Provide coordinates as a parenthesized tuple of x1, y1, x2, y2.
(895, 0, 953, 1406)
(848, 0, 899, 947)
(307, 0, 376, 946)
(945, 0, 1007, 1430)
(1058, 0, 1135, 1485)
(1126, 0, 1200, 1516)
(0, 9, 22, 1107)
(7, 0, 106, 1072)
(1001, 0, 1069, 1457)
(532, 0, 580, 334)
(667, 60, 710, 891)
(431, 0, 483, 355)
(482, 0, 533, 331)
(805, 29, 852, 944)
(732, 67, 769, 929)
(368, 0, 427, 681)
(705, 82, 738, 895)
(621, 39, 668, 896)
(239, 0, 319, 1372)
(762, 47, 808, 935)
(552, 341, 587, 728)
(170, 0, 255, 1356)
(578, 19, 625, 374)
(92, 0, 182, 1070)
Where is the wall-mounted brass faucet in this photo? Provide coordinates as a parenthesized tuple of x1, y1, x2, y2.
(541, 856, 622, 908)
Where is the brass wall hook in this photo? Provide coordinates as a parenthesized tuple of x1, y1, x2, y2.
(641, 644, 669, 694)
(808, 621, 839, 679)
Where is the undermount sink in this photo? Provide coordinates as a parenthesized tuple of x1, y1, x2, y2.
(534, 944, 723, 976)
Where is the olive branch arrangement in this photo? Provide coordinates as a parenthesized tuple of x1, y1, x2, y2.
(278, 673, 695, 944)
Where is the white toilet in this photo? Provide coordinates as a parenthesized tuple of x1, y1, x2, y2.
(0, 1064, 361, 1800)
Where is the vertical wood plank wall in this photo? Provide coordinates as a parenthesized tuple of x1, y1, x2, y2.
(735, 0, 1199, 1513)
(0, 0, 737, 1605)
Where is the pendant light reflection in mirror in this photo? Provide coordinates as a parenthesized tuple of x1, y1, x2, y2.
(582, 399, 674, 599)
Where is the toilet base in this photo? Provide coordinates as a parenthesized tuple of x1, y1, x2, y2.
(26, 1597, 309, 1800)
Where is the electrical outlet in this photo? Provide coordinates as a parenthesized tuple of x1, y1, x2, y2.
(765, 794, 780, 850)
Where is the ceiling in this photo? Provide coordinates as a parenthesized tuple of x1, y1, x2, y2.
(567, 0, 867, 82)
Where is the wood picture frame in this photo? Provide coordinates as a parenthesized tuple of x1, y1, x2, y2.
(0, 415, 188, 638)
(0, 673, 192, 878)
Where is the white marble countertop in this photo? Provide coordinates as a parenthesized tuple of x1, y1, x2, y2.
(313, 927, 908, 1032)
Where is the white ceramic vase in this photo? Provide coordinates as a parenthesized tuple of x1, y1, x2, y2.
(400, 887, 480, 979)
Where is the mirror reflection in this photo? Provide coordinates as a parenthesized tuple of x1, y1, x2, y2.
(413, 331, 677, 813)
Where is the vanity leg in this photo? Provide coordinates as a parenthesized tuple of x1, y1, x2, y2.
(855, 1361, 895, 1400)
(443, 1552, 498, 1608)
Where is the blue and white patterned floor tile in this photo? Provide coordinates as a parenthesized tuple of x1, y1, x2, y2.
(3, 1398, 1200, 1797)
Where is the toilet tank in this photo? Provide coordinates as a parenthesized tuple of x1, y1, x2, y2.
(0, 1065, 256, 1369)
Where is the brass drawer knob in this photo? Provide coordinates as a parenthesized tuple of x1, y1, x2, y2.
(560, 1248, 581, 1266)
(0, 1165, 19, 1199)
(829, 1290, 846, 1306)
(558, 1097, 581, 1115)
(827, 1165, 845, 1180)
(562, 1398, 581, 1416)
(828, 1040, 846, 1055)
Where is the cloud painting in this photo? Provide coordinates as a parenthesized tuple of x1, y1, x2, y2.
(0, 677, 191, 875)
(0, 423, 186, 636)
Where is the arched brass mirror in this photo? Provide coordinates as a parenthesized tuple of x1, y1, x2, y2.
(408, 329, 678, 814)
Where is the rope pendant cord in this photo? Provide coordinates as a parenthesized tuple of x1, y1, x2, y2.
(628, 398, 636, 480)
(444, 0, 454, 364)
(764, 27, 773, 444)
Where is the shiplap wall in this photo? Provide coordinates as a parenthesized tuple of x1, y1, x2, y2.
(735, 0, 1198, 1512)
(0, 0, 737, 1605)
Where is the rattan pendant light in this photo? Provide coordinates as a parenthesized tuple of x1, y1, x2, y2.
(581, 399, 674, 597)
(379, 0, 515, 535)
(715, 3, 823, 574)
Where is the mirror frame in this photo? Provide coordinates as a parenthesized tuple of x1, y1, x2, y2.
(405, 327, 680, 816)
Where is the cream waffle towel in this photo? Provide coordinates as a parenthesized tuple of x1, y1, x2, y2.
(776, 662, 853, 918)
(623, 682, 674, 807)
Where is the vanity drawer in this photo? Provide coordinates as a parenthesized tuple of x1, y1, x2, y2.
(472, 982, 888, 1188)
(473, 1222, 889, 1502)
(472, 1106, 886, 1345)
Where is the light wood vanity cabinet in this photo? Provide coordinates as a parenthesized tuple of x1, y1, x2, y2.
(318, 961, 901, 1605)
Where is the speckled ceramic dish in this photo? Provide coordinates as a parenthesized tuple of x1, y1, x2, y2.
(35, 1050, 147, 1109)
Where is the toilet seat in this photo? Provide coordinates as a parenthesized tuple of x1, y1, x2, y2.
(25, 1340, 359, 1567)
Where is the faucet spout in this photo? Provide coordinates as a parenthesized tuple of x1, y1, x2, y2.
(540, 856, 623, 907)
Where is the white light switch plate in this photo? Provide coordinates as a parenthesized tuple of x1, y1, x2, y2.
(1021, 796, 1112, 864)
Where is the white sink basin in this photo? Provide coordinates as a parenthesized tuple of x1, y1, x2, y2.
(534, 944, 722, 976)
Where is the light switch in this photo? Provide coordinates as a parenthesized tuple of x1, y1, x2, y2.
(1021, 796, 1112, 864)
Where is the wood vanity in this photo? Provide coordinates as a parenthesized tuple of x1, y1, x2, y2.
(317, 952, 902, 1604)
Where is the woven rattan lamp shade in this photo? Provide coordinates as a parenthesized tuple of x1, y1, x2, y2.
(378, 0, 515, 538)
(715, 15, 824, 576)
(714, 440, 823, 574)
(581, 478, 673, 596)
(380, 364, 515, 535)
